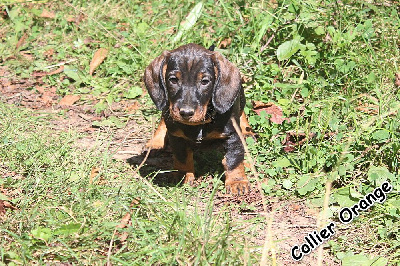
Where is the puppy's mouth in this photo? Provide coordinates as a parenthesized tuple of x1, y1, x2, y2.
(169, 103, 215, 125)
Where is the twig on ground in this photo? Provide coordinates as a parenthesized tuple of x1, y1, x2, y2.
(260, 34, 275, 53)
(231, 117, 276, 266)
(317, 180, 332, 266)
(106, 229, 116, 266)
(44, 59, 77, 69)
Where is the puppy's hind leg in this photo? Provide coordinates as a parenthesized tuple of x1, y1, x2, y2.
(223, 133, 250, 195)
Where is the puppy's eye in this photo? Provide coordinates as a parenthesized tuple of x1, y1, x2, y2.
(169, 77, 178, 84)
(201, 78, 210, 85)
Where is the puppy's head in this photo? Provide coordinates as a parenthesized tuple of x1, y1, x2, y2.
(144, 43, 241, 125)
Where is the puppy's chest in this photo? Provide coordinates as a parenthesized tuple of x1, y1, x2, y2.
(169, 125, 229, 144)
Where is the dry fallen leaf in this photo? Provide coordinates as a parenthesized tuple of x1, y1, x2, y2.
(89, 167, 100, 184)
(16, 32, 28, 49)
(395, 73, 400, 87)
(355, 103, 379, 115)
(269, 0, 278, 8)
(47, 65, 65, 76)
(44, 48, 54, 57)
(37, 86, 46, 94)
(116, 212, 131, 229)
(40, 9, 56, 19)
(0, 200, 17, 216)
(130, 198, 141, 207)
(0, 8, 8, 19)
(219, 38, 232, 49)
(32, 66, 64, 78)
(19, 51, 33, 61)
(324, 33, 332, 43)
(89, 48, 108, 76)
(290, 203, 301, 211)
(126, 102, 139, 113)
(119, 232, 129, 242)
(59, 94, 81, 106)
(116, 212, 132, 242)
(252, 101, 289, 124)
(32, 71, 47, 78)
(283, 131, 315, 152)
(66, 13, 85, 25)
(0, 200, 4, 216)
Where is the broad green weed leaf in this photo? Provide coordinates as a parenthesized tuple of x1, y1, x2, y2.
(300, 87, 309, 97)
(342, 254, 387, 266)
(299, 43, 318, 65)
(64, 65, 84, 85)
(135, 22, 149, 35)
(334, 59, 356, 73)
(367, 166, 395, 184)
(94, 101, 107, 114)
(338, 165, 346, 176)
(297, 175, 310, 188)
(388, 199, 400, 207)
(246, 136, 255, 146)
(273, 157, 291, 168)
(367, 72, 376, 83)
(370, 257, 389, 266)
(123, 86, 142, 99)
(282, 179, 293, 189)
(0, 193, 9, 200)
(92, 116, 125, 128)
(329, 116, 340, 131)
(349, 188, 363, 199)
(261, 179, 276, 194)
(31, 227, 52, 242)
(358, 19, 375, 39)
(277, 37, 302, 61)
(297, 177, 319, 196)
(371, 129, 390, 143)
(54, 223, 81, 236)
(332, 187, 359, 207)
(92, 120, 114, 128)
(108, 116, 125, 129)
(314, 26, 325, 35)
(336, 251, 353, 260)
(341, 254, 370, 266)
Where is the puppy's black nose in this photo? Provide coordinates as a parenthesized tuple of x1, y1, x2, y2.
(179, 107, 195, 119)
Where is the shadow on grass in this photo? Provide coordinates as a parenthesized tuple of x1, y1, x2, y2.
(127, 148, 225, 187)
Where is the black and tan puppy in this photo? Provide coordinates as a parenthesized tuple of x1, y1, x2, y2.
(144, 43, 252, 195)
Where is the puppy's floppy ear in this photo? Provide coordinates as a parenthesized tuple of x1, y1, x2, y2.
(211, 52, 241, 114)
(143, 51, 170, 110)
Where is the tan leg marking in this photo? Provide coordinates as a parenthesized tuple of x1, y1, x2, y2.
(145, 117, 167, 149)
(222, 158, 250, 195)
(203, 130, 229, 140)
(173, 148, 195, 185)
(240, 111, 254, 137)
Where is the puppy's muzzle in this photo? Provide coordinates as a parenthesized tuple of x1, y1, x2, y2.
(179, 105, 195, 120)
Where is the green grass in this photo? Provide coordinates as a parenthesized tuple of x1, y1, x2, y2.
(0, 104, 260, 264)
(1, 0, 400, 264)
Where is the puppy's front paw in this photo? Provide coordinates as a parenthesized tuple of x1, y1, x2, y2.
(225, 177, 250, 195)
(183, 173, 195, 186)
